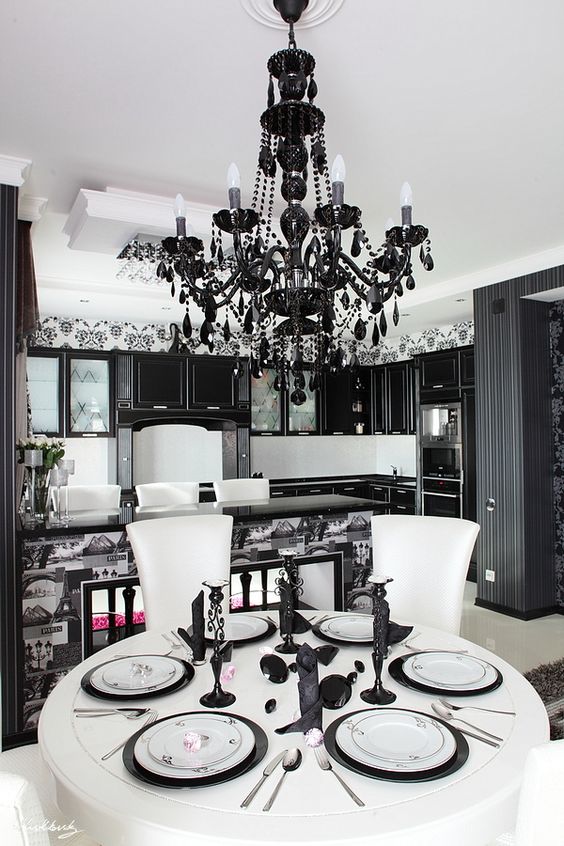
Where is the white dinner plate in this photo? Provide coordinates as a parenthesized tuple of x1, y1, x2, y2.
(319, 614, 373, 642)
(90, 655, 183, 695)
(336, 709, 457, 773)
(402, 652, 499, 691)
(224, 615, 269, 641)
(135, 713, 255, 778)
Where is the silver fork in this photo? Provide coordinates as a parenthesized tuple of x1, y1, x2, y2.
(74, 707, 150, 719)
(313, 746, 364, 807)
(439, 698, 516, 716)
(101, 710, 158, 760)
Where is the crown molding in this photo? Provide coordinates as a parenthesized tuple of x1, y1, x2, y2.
(0, 154, 32, 187)
(240, 0, 344, 29)
(63, 187, 222, 254)
(18, 194, 48, 222)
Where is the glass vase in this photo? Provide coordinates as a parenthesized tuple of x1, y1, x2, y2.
(30, 469, 50, 521)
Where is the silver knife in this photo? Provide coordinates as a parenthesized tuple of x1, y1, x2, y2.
(240, 750, 287, 808)
(457, 727, 500, 748)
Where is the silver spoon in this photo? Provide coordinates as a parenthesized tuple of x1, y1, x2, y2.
(74, 707, 149, 719)
(431, 702, 503, 742)
(439, 697, 515, 716)
(262, 748, 302, 811)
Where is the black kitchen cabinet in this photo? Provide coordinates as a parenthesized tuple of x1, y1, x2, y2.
(371, 363, 412, 435)
(322, 369, 372, 435)
(420, 351, 459, 393)
(133, 355, 186, 409)
(460, 347, 475, 386)
(27, 350, 65, 436)
(334, 482, 370, 498)
(188, 356, 239, 410)
(251, 366, 318, 435)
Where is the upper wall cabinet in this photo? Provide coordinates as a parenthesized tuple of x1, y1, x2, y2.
(251, 366, 319, 435)
(187, 356, 248, 411)
(322, 369, 372, 435)
(133, 355, 186, 409)
(372, 362, 415, 436)
(418, 346, 474, 401)
(27, 350, 114, 438)
(67, 353, 113, 437)
(27, 351, 64, 436)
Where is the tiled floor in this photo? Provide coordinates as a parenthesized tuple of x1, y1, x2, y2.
(461, 582, 564, 673)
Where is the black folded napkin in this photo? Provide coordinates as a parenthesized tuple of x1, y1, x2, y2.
(275, 643, 322, 735)
(278, 581, 312, 635)
(177, 590, 206, 662)
(387, 621, 413, 647)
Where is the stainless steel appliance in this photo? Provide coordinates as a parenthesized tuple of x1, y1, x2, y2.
(420, 401, 463, 517)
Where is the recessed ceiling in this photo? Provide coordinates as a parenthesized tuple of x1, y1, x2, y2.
(2, 0, 564, 334)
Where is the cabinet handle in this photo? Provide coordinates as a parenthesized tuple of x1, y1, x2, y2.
(297, 432, 310, 435)
(333, 431, 344, 435)
(152, 405, 167, 409)
(432, 384, 444, 389)
(206, 406, 220, 410)
(271, 491, 285, 497)
(309, 489, 321, 493)
(396, 490, 407, 495)
(82, 433, 98, 438)
(122, 457, 130, 461)
(396, 505, 407, 510)
(390, 431, 401, 435)
(260, 432, 273, 436)
(343, 487, 355, 491)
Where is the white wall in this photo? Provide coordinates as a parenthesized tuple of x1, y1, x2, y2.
(251, 434, 416, 480)
(62, 438, 115, 486)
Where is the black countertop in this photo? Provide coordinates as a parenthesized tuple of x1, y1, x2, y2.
(18, 493, 380, 536)
(270, 474, 417, 488)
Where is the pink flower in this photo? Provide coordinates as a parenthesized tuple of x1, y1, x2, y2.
(220, 664, 236, 682)
(183, 732, 203, 753)
(305, 728, 324, 748)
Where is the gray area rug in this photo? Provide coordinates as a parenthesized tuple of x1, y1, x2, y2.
(524, 657, 564, 739)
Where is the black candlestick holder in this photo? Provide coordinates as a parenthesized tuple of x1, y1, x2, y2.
(360, 575, 397, 706)
(199, 579, 236, 709)
(275, 548, 303, 654)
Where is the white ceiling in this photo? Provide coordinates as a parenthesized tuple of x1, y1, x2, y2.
(3, 0, 564, 336)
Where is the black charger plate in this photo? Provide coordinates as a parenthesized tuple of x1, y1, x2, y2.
(123, 711, 268, 788)
(80, 655, 195, 702)
(324, 707, 469, 782)
(203, 615, 277, 647)
(388, 654, 503, 697)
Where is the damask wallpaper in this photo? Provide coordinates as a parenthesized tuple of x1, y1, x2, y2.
(32, 315, 474, 363)
(549, 301, 564, 607)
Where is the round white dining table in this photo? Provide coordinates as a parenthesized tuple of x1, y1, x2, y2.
(38, 615, 549, 846)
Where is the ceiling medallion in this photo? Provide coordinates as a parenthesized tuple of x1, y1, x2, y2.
(157, 0, 434, 400)
(240, 0, 344, 30)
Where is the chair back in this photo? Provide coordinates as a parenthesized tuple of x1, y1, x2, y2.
(514, 739, 564, 845)
(0, 772, 50, 846)
(213, 478, 270, 502)
(59, 485, 121, 511)
(135, 482, 200, 507)
(126, 514, 234, 631)
(371, 514, 479, 635)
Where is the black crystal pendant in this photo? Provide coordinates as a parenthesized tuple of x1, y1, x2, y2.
(406, 274, 416, 291)
(205, 296, 217, 322)
(179, 289, 186, 305)
(307, 76, 318, 101)
(200, 321, 215, 345)
(351, 229, 364, 258)
(423, 252, 434, 271)
(371, 320, 380, 347)
(393, 299, 400, 326)
(354, 318, 367, 341)
(293, 370, 305, 389)
(223, 318, 231, 342)
(290, 388, 306, 406)
(182, 310, 192, 339)
(367, 284, 383, 315)
(267, 76, 275, 108)
(379, 310, 388, 337)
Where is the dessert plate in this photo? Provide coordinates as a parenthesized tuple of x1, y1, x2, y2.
(313, 614, 373, 645)
(388, 653, 503, 696)
(81, 656, 194, 701)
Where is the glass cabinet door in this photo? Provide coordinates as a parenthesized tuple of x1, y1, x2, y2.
(251, 369, 283, 434)
(27, 354, 63, 435)
(288, 379, 318, 433)
(68, 356, 111, 436)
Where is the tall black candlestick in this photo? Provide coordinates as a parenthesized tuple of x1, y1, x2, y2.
(360, 575, 397, 706)
(275, 548, 303, 654)
(199, 579, 235, 708)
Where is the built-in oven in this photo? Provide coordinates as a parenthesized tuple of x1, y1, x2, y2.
(422, 478, 462, 518)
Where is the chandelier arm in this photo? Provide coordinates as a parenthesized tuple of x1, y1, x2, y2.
(232, 232, 265, 287)
(209, 270, 244, 309)
(335, 252, 373, 288)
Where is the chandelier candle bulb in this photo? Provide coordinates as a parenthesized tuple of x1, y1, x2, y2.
(227, 162, 241, 209)
(331, 154, 346, 205)
(400, 181, 413, 226)
(174, 193, 187, 237)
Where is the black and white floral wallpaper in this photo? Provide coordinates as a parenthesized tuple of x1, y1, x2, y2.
(549, 301, 564, 608)
(32, 315, 474, 363)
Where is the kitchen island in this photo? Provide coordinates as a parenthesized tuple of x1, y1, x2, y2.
(16, 493, 380, 738)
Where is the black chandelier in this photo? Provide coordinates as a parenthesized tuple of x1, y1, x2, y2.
(157, 0, 434, 398)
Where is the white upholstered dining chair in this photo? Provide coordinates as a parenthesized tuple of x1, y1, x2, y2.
(370, 514, 480, 635)
(135, 482, 200, 507)
(0, 745, 98, 845)
(59, 485, 121, 512)
(213, 478, 270, 502)
(492, 739, 564, 845)
(126, 514, 234, 631)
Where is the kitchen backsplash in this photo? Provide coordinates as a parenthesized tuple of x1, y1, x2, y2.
(251, 434, 417, 481)
(32, 315, 474, 363)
